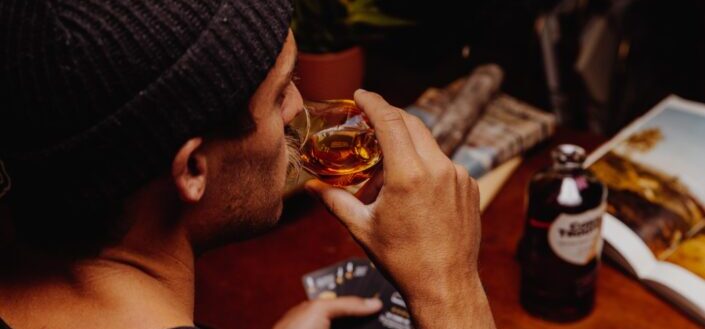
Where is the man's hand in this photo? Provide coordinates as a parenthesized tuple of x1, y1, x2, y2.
(305, 90, 495, 329)
(273, 297, 382, 329)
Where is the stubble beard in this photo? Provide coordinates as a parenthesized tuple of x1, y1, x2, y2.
(195, 134, 304, 252)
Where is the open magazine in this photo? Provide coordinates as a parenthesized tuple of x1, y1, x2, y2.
(585, 95, 705, 325)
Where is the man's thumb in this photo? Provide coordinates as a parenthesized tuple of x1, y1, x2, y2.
(305, 179, 369, 232)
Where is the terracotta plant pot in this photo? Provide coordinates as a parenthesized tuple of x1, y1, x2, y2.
(295, 46, 364, 101)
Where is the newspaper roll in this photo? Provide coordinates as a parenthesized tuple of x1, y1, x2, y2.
(431, 64, 504, 155)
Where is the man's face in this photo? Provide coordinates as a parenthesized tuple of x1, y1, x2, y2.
(185, 30, 303, 251)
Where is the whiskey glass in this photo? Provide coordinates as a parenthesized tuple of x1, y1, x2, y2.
(286, 99, 382, 186)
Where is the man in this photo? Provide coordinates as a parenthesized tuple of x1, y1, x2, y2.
(0, 1, 495, 328)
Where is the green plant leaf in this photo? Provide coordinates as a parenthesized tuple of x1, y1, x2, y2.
(291, 0, 414, 53)
(345, 11, 415, 27)
(345, 0, 377, 13)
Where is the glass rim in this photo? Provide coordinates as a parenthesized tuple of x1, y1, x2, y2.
(288, 99, 362, 151)
(303, 99, 356, 107)
(294, 103, 311, 150)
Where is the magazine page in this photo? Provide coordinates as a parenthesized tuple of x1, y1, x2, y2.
(586, 95, 705, 297)
(645, 260, 705, 324)
(601, 213, 656, 278)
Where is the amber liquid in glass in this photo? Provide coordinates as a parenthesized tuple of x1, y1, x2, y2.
(301, 125, 381, 186)
(301, 107, 382, 186)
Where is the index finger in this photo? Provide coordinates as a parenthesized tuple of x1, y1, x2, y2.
(354, 89, 421, 171)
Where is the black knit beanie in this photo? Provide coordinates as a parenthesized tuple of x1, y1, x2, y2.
(0, 0, 293, 221)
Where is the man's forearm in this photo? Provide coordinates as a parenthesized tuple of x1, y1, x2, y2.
(405, 274, 496, 329)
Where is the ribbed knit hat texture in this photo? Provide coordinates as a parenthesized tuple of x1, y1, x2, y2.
(0, 1, 293, 213)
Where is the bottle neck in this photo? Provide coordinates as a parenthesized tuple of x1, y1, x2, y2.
(552, 161, 584, 173)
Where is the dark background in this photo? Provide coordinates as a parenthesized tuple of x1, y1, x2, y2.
(360, 0, 705, 135)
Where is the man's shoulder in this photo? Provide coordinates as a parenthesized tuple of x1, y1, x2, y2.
(0, 319, 208, 329)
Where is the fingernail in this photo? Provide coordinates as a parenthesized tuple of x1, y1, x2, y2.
(355, 88, 367, 95)
(365, 298, 383, 309)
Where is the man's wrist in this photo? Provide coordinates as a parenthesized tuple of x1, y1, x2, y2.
(403, 272, 495, 329)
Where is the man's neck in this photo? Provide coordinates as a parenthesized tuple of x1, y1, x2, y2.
(0, 184, 198, 329)
(0, 239, 196, 329)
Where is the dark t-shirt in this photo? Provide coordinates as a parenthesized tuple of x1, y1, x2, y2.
(0, 317, 203, 329)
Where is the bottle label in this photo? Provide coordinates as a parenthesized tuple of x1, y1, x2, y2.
(548, 203, 605, 265)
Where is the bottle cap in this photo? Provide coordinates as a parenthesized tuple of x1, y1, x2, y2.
(551, 144, 586, 168)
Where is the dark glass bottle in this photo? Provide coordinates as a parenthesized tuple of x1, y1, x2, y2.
(518, 144, 607, 322)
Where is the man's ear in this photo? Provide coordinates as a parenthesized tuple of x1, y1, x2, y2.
(172, 137, 207, 203)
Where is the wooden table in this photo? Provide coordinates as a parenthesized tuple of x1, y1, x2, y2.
(193, 128, 701, 329)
